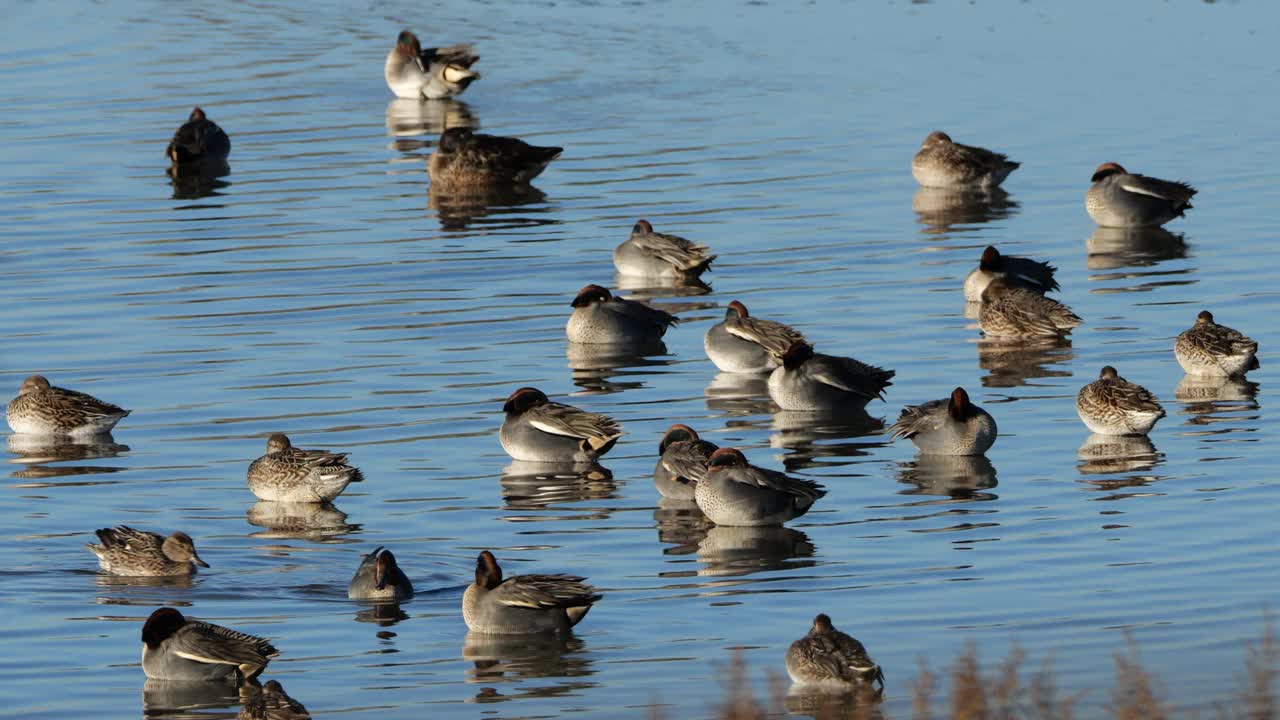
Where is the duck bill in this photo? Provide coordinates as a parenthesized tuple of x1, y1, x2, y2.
(194, 555, 210, 568)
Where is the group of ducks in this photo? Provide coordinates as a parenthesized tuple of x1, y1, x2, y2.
(14, 26, 1265, 717)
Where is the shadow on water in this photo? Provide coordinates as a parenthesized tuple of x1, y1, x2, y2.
(386, 98, 479, 142)
(696, 525, 816, 578)
(974, 336, 1074, 388)
(913, 187, 1019, 236)
(566, 340, 675, 395)
(769, 407, 886, 471)
(896, 454, 999, 503)
(463, 632, 596, 699)
(246, 501, 360, 542)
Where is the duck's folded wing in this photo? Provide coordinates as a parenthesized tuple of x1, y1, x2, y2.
(888, 399, 946, 440)
(420, 44, 479, 70)
(629, 232, 715, 270)
(51, 387, 127, 418)
(733, 465, 826, 500)
(528, 402, 621, 441)
(1103, 381, 1163, 412)
(99, 526, 164, 552)
(173, 622, 278, 666)
(808, 355, 894, 399)
(467, 134, 562, 173)
(725, 316, 804, 356)
(606, 299, 679, 330)
(1122, 175, 1197, 204)
(953, 142, 1017, 172)
(497, 574, 601, 609)
(660, 440, 717, 483)
(1005, 256, 1059, 292)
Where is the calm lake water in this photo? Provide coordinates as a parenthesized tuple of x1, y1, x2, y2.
(2, 1, 1278, 717)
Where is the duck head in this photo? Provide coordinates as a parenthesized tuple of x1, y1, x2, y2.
(142, 607, 187, 648)
(780, 341, 815, 369)
(265, 433, 292, 453)
(375, 549, 401, 591)
(395, 30, 422, 58)
(947, 387, 976, 421)
(923, 130, 952, 147)
(632, 219, 654, 235)
(571, 284, 613, 308)
(163, 532, 209, 568)
(503, 387, 549, 415)
(658, 424, 699, 454)
(1196, 310, 1215, 325)
(1099, 366, 1120, 380)
(1091, 162, 1127, 183)
(475, 550, 503, 589)
(809, 613, 836, 635)
(978, 246, 1002, 271)
(18, 375, 51, 395)
(706, 447, 748, 471)
(437, 127, 473, 154)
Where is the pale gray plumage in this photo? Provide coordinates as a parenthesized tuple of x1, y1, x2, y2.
(614, 219, 715, 282)
(87, 526, 209, 577)
(963, 245, 1059, 302)
(1174, 311, 1259, 378)
(979, 278, 1082, 338)
(890, 387, 997, 456)
(786, 613, 884, 688)
(347, 546, 414, 601)
(566, 284, 677, 344)
(141, 607, 278, 682)
(500, 387, 621, 462)
(6, 374, 129, 436)
(767, 342, 894, 411)
(654, 424, 718, 501)
(384, 29, 479, 100)
(246, 434, 364, 503)
(704, 300, 806, 373)
(1086, 162, 1196, 228)
(462, 551, 601, 634)
(694, 448, 826, 527)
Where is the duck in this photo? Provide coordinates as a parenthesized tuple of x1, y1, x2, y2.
(246, 433, 364, 503)
(566, 284, 678, 345)
(785, 613, 885, 689)
(654, 424, 719, 501)
(613, 219, 715, 283)
(1174, 311, 1259, 378)
(704, 301, 806, 374)
(767, 342, 894, 411)
(963, 245, 1059, 302)
(86, 526, 209, 577)
(347, 546, 414, 601)
(499, 387, 622, 463)
(1086, 162, 1196, 228)
(140, 607, 278, 682)
(889, 387, 997, 455)
(978, 278, 1082, 338)
(6, 374, 130, 436)
(238, 680, 310, 720)
(911, 131, 1019, 189)
(694, 447, 826, 527)
(384, 29, 479, 100)
(166, 107, 231, 165)
(462, 550, 601, 634)
(428, 127, 562, 187)
(1076, 366, 1165, 436)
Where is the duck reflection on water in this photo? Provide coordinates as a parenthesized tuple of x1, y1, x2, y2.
(386, 98, 477, 142)
(769, 407, 885, 471)
(913, 186, 1019, 236)
(1085, 226, 1188, 271)
(1175, 375, 1260, 430)
(975, 335, 1074, 388)
(463, 631, 595, 700)
(428, 183, 553, 230)
(7, 432, 129, 481)
(1077, 433, 1163, 476)
(696, 524, 816, 578)
(142, 678, 243, 719)
(499, 461, 618, 520)
(566, 339, 674, 395)
(246, 500, 359, 541)
(896, 454, 998, 502)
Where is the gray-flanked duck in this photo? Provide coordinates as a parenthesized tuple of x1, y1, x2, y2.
(566, 284, 677, 345)
(963, 245, 1059, 302)
(767, 342, 894, 411)
(462, 550, 601, 634)
(889, 387, 997, 456)
(141, 607, 277, 682)
(704, 301, 806, 374)
(385, 29, 479, 100)
(499, 387, 622, 463)
(654, 424, 719, 501)
(613, 219, 715, 283)
(347, 546, 414, 601)
(1086, 162, 1196, 228)
(694, 447, 826, 527)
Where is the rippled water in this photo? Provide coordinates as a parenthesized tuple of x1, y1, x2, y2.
(3, 2, 1279, 718)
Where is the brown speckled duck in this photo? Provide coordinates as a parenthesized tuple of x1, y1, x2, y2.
(912, 131, 1019, 189)
(428, 128, 562, 187)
